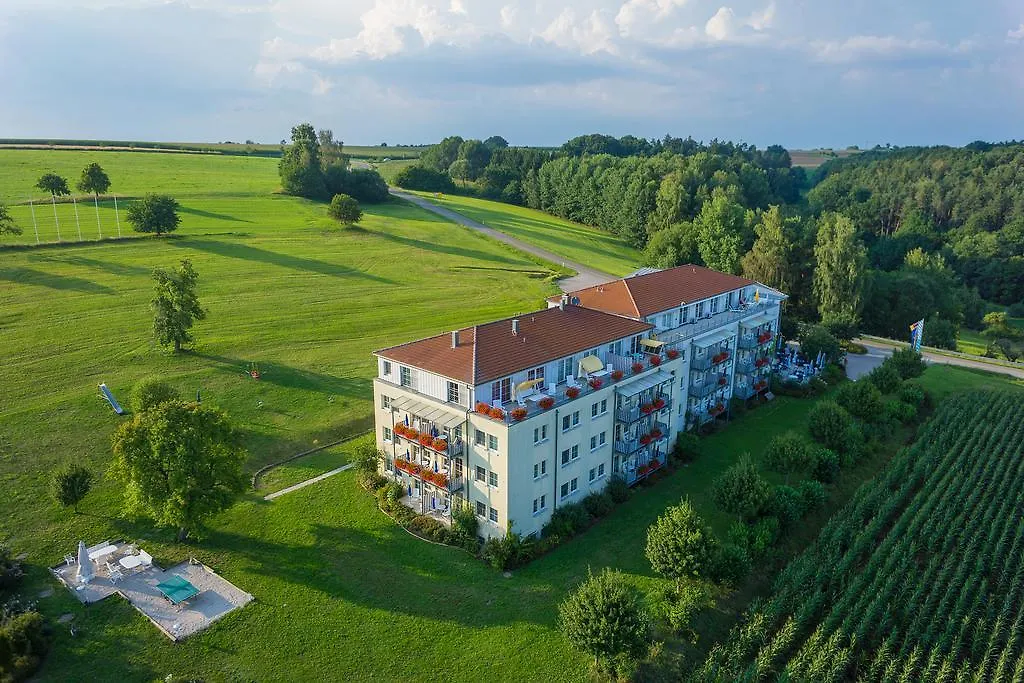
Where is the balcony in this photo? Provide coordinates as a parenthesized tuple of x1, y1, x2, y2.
(615, 394, 670, 424)
(615, 422, 668, 456)
(691, 355, 712, 371)
(655, 300, 778, 346)
(735, 358, 754, 374)
(393, 458, 465, 493)
(737, 336, 758, 350)
(393, 426, 465, 459)
(734, 384, 755, 400)
(623, 454, 665, 485)
(689, 381, 717, 399)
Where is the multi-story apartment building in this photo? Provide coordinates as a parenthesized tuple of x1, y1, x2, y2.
(373, 264, 785, 541)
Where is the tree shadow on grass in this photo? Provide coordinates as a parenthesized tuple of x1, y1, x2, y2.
(369, 229, 523, 266)
(193, 354, 370, 398)
(28, 253, 152, 278)
(0, 266, 114, 294)
(179, 205, 254, 223)
(171, 238, 394, 283)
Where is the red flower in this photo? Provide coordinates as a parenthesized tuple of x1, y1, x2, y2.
(588, 378, 603, 390)
(640, 434, 652, 445)
(649, 355, 662, 366)
(638, 464, 650, 476)
(718, 376, 727, 386)
(406, 428, 420, 440)
(511, 407, 528, 421)
(475, 402, 490, 414)
(650, 458, 661, 469)
(652, 398, 666, 410)
(632, 362, 644, 374)
(538, 396, 555, 410)
(566, 386, 581, 399)
(611, 370, 624, 381)
(666, 349, 680, 360)
(431, 438, 448, 451)
(418, 434, 433, 447)
(488, 406, 505, 420)
(640, 403, 655, 415)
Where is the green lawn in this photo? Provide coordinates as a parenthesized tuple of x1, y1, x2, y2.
(914, 363, 1024, 400)
(957, 316, 1024, 359)
(413, 192, 642, 277)
(258, 434, 373, 494)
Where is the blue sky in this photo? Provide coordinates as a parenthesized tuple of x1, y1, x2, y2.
(0, 0, 1021, 148)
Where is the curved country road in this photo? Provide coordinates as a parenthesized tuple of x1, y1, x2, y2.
(852, 338, 1024, 380)
(390, 188, 614, 292)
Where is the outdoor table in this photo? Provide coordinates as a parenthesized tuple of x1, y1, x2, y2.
(88, 545, 118, 561)
(527, 392, 550, 403)
(119, 555, 145, 570)
(156, 575, 200, 606)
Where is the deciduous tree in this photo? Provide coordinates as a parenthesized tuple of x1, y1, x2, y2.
(813, 212, 867, 322)
(77, 162, 111, 198)
(741, 205, 798, 294)
(0, 203, 21, 235)
(645, 499, 717, 580)
(279, 123, 328, 199)
(126, 194, 181, 235)
(151, 259, 206, 352)
(111, 400, 246, 541)
(328, 193, 362, 225)
(764, 432, 813, 484)
(712, 455, 771, 521)
(695, 186, 747, 274)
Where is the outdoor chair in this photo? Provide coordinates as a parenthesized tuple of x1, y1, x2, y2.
(64, 554, 75, 566)
(106, 563, 124, 584)
(566, 375, 579, 388)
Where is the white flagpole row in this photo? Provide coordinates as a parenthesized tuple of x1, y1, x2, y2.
(94, 195, 102, 239)
(28, 198, 39, 245)
(72, 196, 82, 241)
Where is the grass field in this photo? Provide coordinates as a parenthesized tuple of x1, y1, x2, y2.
(0, 140, 423, 160)
(788, 148, 863, 168)
(414, 192, 642, 277)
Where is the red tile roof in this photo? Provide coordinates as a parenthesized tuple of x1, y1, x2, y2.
(555, 264, 757, 319)
(375, 306, 652, 385)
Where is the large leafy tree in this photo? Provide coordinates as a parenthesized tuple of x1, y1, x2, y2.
(151, 259, 206, 352)
(558, 568, 650, 677)
(126, 194, 181, 235)
(645, 498, 717, 580)
(0, 203, 22, 235)
(813, 212, 867, 322)
(695, 186, 747, 274)
(77, 162, 111, 197)
(741, 205, 798, 294)
(712, 455, 770, 521)
(36, 172, 70, 237)
(764, 432, 813, 484)
(111, 400, 246, 541)
(328, 193, 362, 225)
(279, 123, 328, 199)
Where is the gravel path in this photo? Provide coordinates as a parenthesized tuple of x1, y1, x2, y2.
(263, 463, 354, 501)
(390, 189, 615, 292)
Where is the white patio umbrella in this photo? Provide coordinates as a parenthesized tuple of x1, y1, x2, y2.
(76, 540, 94, 583)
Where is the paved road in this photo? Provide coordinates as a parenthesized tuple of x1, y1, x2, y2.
(853, 338, 1024, 380)
(390, 189, 615, 292)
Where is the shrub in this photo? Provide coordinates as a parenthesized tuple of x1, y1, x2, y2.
(0, 610, 50, 681)
(822, 312, 860, 341)
(767, 485, 805, 528)
(922, 315, 957, 350)
(652, 582, 714, 638)
(808, 401, 856, 453)
(645, 499, 718, 580)
(1007, 302, 1024, 318)
(327, 193, 362, 224)
(583, 492, 615, 519)
(354, 441, 383, 476)
(558, 569, 651, 679)
(710, 543, 751, 586)
(712, 456, 770, 521)
(799, 325, 841, 364)
(452, 502, 479, 539)
(673, 432, 701, 464)
(808, 377, 829, 396)
(0, 545, 25, 592)
(811, 448, 841, 483)
(327, 167, 389, 203)
(543, 502, 591, 538)
(835, 380, 884, 422)
(393, 165, 456, 192)
(898, 383, 926, 408)
(605, 476, 630, 504)
(747, 517, 780, 559)
(884, 399, 917, 424)
(408, 515, 450, 543)
(51, 464, 93, 512)
(481, 528, 534, 571)
(763, 432, 812, 484)
(376, 481, 403, 511)
(358, 470, 387, 492)
(866, 364, 902, 394)
(886, 348, 927, 379)
(129, 377, 179, 414)
(797, 480, 828, 511)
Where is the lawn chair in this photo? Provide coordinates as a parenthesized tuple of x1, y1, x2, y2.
(64, 554, 76, 566)
(106, 563, 124, 584)
(566, 375, 579, 389)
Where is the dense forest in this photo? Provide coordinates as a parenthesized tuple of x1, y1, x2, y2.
(394, 134, 1024, 356)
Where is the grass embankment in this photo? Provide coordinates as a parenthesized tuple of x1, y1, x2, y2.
(413, 192, 641, 277)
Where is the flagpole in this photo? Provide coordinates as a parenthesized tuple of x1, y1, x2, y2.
(29, 199, 39, 245)
(51, 193, 61, 241)
(94, 195, 102, 239)
(73, 196, 82, 240)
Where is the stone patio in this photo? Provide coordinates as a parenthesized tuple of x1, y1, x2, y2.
(52, 541, 253, 641)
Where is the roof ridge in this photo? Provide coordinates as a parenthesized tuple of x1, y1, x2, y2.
(622, 278, 641, 318)
(471, 325, 479, 384)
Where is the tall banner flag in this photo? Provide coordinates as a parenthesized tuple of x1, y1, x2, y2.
(909, 319, 925, 352)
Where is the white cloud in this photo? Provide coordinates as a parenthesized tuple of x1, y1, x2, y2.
(705, 7, 736, 41)
(1008, 24, 1024, 40)
(449, 0, 465, 15)
(811, 35, 972, 64)
(499, 4, 516, 29)
(746, 2, 775, 31)
(539, 8, 617, 55)
(615, 0, 688, 37)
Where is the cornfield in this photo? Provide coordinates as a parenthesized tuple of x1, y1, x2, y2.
(695, 391, 1024, 682)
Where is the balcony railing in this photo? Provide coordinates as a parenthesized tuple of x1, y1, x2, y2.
(658, 301, 776, 346)
(393, 429, 465, 459)
(392, 459, 465, 493)
(735, 358, 754, 374)
(734, 384, 755, 400)
(615, 393, 671, 424)
(737, 336, 758, 350)
(689, 382, 717, 399)
(691, 355, 712, 371)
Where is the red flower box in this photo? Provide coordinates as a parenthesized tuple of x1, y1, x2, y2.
(652, 398, 666, 410)
(649, 355, 662, 366)
(631, 362, 644, 375)
(431, 438, 448, 451)
(666, 349, 680, 360)
(611, 370, 624, 381)
(488, 406, 505, 420)
(411, 463, 423, 475)
(566, 387, 580, 399)
(640, 403, 655, 415)
(640, 434, 652, 445)
(406, 428, 420, 441)
(650, 428, 663, 439)
(758, 332, 772, 344)
(721, 351, 730, 361)
(418, 434, 433, 447)
(511, 407, 528, 421)
(718, 376, 727, 386)
(650, 458, 661, 469)
(638, 464, 650, 476)
(755, 358, 768, 368)
(475, 402, 490, 414)
(538, 396, 555, 410)
(754, 380, 768, 391)
(588, 378, 603, 390)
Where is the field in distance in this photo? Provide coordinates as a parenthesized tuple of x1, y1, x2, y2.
(0, 138, 423, 160)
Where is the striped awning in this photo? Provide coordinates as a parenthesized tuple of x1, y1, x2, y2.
(390, 396, 465, 429)
(579, 355, 605, 375)
(639, 338, 666, 349)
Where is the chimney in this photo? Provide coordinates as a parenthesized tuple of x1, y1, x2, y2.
(511, 318, 519, 336)
(559, 294, 568, 311)
(451, 330, 459, 348)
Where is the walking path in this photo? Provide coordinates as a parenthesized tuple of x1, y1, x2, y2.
(390, 189, 614, 292)
(263, 463, 354, 501)
(854, 338, 1024, 380)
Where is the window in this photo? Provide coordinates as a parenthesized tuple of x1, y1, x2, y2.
(630, 335, 642, 354)
(680, 305, 689, 323)
(711, 297, 719, 314)
(598, 463, 605, 477)
(589, 467, 596, 482)
(571, 477, 578, 493)
(533, 495, 547, 514)
(527, 366, 545, 382)
(447, 381, 459, 404)
(475, 429, 486, 446)
(534, 460, 547, 479)
(533, 425, 548, 444)
(696, 301, 705, 318)
(381, 394, 391, 410)
(491, 377, 511, 404)
(560, 482, 569, 498)
(590, 432, 607, 450)
(558, 356, 573, 383)
(560, 478, 578, 498)
(489, 507, 498, 523)
(561, 445, 579, 465)
(727, 291, 735, 308)
(383, 427, 392, 442)
(489, 471, 498, 488)
(382, 360, 392, 375)
(562, 411, 580, 431)
(476, 466, 486, 482)
(400, 366, 412, 387)
(487, 434, 499, 450)
(475, 501, 486, 517)
(591, 399, 607, 418)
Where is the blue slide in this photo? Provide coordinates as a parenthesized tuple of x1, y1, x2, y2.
(99, 383, 125, 415)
